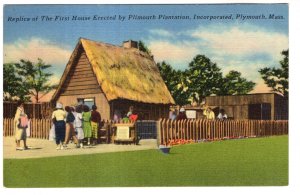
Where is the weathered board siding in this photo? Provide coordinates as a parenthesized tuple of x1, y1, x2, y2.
(274, 95, 288, 120)
(57, 93, 110, 120)
(205, 93, 288, 120)
(206, 93, 274, 106)
(60, 47, 102, 96)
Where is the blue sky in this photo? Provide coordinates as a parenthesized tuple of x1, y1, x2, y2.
(3, 4, 288, 93)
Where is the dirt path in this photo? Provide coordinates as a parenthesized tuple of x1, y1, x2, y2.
(3, 137, 158, 159)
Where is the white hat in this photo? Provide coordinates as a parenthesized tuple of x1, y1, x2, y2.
(56, 102, 63, 109)
(180, 107, 185, 112)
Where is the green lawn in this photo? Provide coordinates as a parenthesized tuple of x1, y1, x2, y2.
(4, 135, 288, 187)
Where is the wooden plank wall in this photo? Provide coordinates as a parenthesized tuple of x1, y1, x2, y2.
(206, 94, 273, 106)
(274, 95, 289, 120)
(206, 94, 275, 119)
(158, 119, 288, 146)
(60, 47, 102, 96)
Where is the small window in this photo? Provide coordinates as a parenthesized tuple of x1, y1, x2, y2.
(78, 98, 95, 110)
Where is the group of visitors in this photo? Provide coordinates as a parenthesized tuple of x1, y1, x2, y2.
(113, 106, 138, 123)
(13, 101, 139, 151)
(51, 102, 102, 150)
(203, 107, 228, 120)
(169, 106, 228, 120)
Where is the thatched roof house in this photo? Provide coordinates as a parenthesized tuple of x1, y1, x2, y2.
(52, 38, 174, 120)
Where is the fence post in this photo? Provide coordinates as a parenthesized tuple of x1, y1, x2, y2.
(199, 119, 203, 140)
(166, 119, 169, 144)
(156, 119, 161, 147)
(195, 119, 198, 141)
(170, 120, 173, 141)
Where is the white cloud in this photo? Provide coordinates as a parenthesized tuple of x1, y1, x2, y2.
(145, 24, 288, 93)
(3, 38, 71, 65)
(191, 26, 288, 61)
(149, 29, 174, 37)
(148, 40, 199, 69)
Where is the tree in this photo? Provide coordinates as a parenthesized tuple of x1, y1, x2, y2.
(15, 58, 57, 103)
(157, 61, 190, 106)
(3, 63, 30, 101)
(186, 55, 223, 103)
(217, 70, 256, 95)
(259, 49, 289, 97)
(138, 40, 151, 55)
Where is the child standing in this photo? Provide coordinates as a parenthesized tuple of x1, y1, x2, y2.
(91, 105, 101, 145)
(82, 105, 92, 146)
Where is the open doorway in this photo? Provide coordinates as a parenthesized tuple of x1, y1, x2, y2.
(248, 103, 271, 120)
(77, 98, 95, 109)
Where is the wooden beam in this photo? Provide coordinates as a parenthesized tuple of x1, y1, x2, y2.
(61, 88, 102, 96)
(62, 84, 100, 91)
(68, 73, 95, 79)
(64, 79, 99, 87)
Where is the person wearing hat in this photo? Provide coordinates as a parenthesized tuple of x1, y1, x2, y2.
(203, 106, 215, 120)
(51, 102, 67, 150)
(217, 108, 227, 120)
(176, 107, 187, 120)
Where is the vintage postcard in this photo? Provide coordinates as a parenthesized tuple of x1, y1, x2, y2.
(3, 4, 289, 187)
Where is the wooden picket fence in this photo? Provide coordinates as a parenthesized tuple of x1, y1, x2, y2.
(3, 118, 141, 141)
(3, 101, 54, 119)
(3, 118, 289, 144)
(3, 118, 52, 139)
(158, 119, 288, 146)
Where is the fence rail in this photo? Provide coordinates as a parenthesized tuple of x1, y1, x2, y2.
(3, 118, 52, 139)
(158, 119, 288, 146)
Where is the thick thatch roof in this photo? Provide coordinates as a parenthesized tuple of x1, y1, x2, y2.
(52, 38, 175, 105)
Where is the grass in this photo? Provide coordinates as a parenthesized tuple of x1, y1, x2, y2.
(3, 135, 288, 187)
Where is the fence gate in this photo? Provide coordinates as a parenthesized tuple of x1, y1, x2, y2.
(136, 120, 157, 139)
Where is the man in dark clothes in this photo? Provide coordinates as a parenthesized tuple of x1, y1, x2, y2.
(176, 107, 187, 120)
(91, 105, 101, 145)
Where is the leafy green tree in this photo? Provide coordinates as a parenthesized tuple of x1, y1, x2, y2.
(259, 49, 289, 97)
(186, 55, 223, 103)
(3, 63, 30, 101)
(138, 40, 151, 55)
(157, 61, 189, 106)
(217, 70, 256, 95)
(15, 58, 57, 103)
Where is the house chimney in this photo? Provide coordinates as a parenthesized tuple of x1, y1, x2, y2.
(123, 40, 138, 49)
